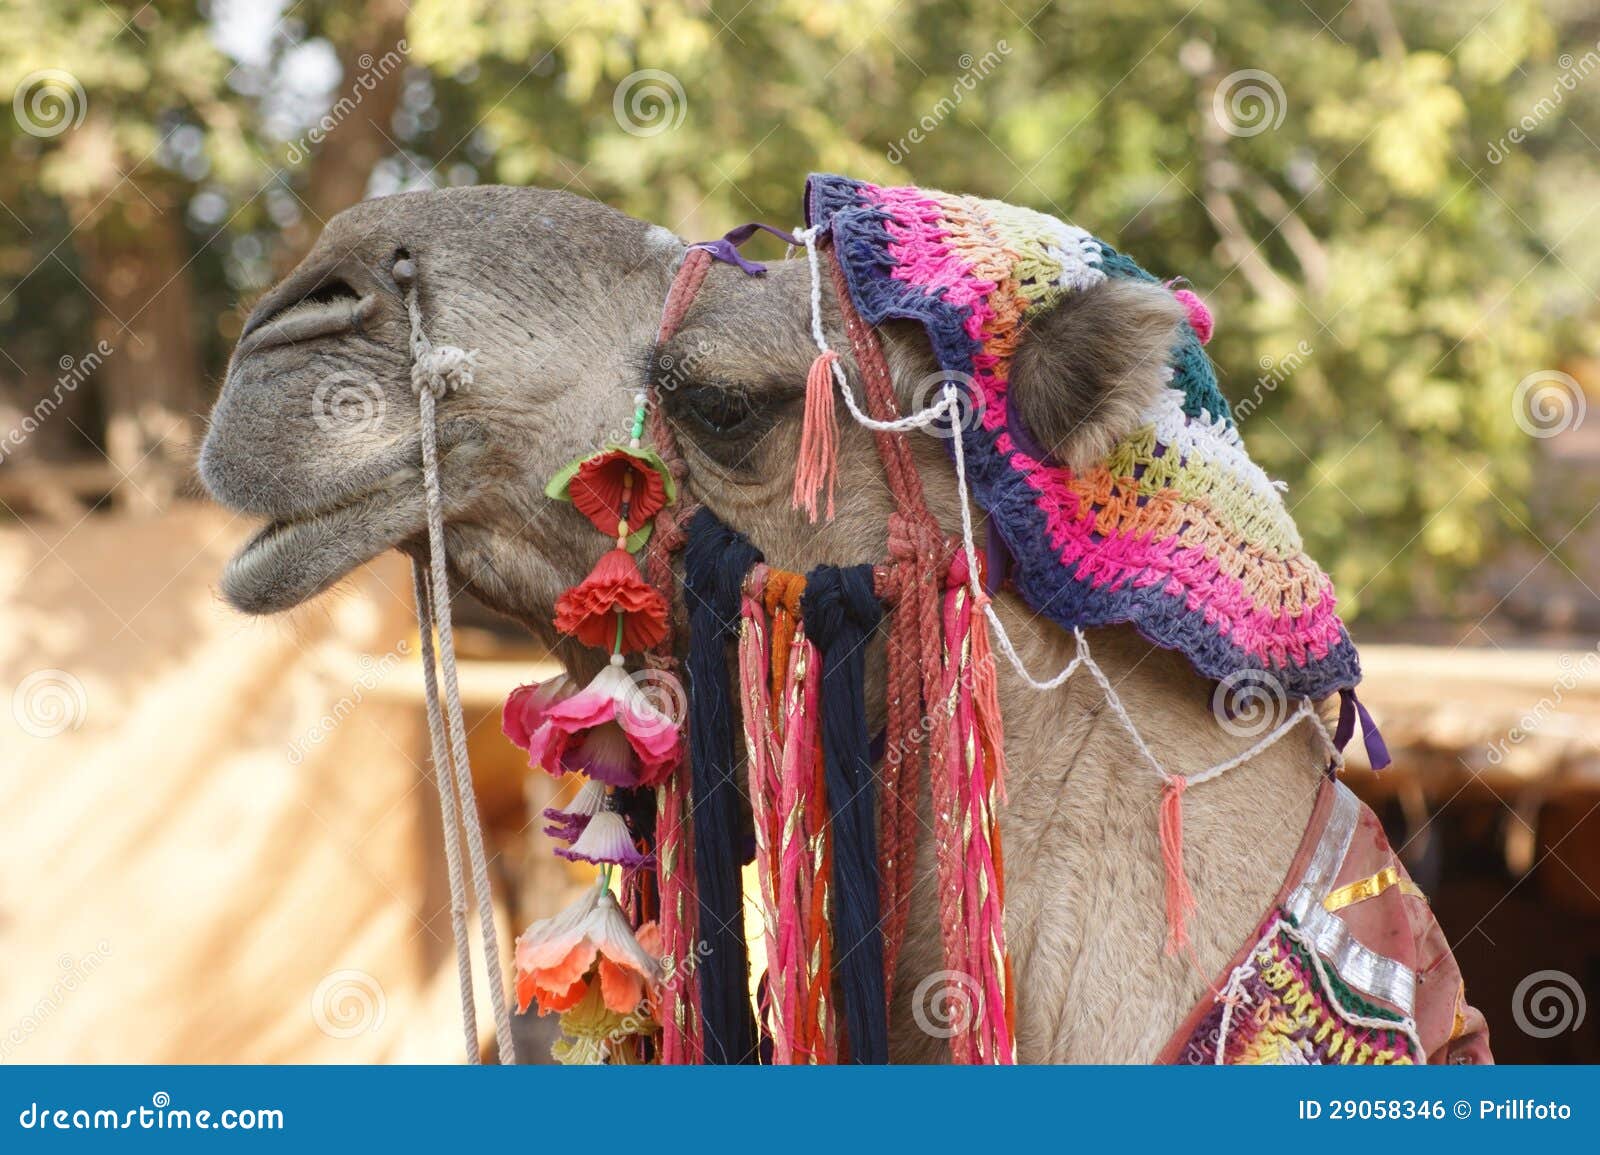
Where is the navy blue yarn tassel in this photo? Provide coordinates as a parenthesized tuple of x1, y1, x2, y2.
(682, 507, 763, 1064)
(801, 564, 888, 1064)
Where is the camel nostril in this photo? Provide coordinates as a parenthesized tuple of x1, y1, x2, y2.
(299, 276, 361, 308)
(237, 271, 374, 350)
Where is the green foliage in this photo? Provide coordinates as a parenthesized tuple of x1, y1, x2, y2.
(4, 0, 1597, 621)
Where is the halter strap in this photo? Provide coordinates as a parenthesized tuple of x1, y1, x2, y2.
(396, 257, 518, 1065)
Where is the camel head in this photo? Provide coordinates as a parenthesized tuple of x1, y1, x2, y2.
(201, 184, 1185, 648)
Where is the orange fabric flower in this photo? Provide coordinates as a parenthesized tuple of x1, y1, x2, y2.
(553, 548, 669, 652)
(514, 887, 662, 1016)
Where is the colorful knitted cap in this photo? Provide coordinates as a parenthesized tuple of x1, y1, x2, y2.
(805, 174, 1361, 702)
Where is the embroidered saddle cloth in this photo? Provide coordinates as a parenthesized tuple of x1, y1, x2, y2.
(1160, 780, 1490, 1065)
(805, 174, 1360, 702)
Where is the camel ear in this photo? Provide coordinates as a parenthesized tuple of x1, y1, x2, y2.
(1006, 279, 1185, 471)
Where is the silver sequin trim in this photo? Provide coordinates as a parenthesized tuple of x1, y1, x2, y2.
(1284, 783, 1417, 1016)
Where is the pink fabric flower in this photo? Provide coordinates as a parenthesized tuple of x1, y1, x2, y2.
(502, 673, 577, 773)
(540, 664, 681, 788)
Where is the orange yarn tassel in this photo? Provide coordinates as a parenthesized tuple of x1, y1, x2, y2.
(1159, 774, 1197, 956)
(792, 350, 839, 522)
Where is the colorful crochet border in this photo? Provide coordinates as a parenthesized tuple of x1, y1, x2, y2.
(805, 174, 1362, 701)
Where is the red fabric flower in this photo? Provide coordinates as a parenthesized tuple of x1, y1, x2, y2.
(554, 549, 670, 652)
(569, 450, 670, 538)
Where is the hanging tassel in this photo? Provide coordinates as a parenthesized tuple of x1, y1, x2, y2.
(1159, 774, 1198, 956)
(802, 564, 888, 1064)
(737, 585, 792, 1062)
(792, 351, 840, 523)
(939, 573, 1015, 1064)
(682, 509, 763, 1064)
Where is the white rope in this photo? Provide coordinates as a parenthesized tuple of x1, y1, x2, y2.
(410, 558, 480, 1063)
(403, 273, 518, 1065)
(797, 225, 1340, 791)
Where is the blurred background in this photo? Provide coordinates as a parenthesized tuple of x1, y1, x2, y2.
(2, 0, 1598, 1063)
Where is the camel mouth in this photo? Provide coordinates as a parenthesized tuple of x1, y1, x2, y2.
(220, 483, 427, 615)
(217, 427, 481, 614)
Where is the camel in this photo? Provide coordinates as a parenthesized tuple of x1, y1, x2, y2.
(198, 184, 1471, 1063)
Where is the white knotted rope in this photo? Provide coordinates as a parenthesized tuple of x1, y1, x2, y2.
(793, 225, 1341, 790)
(401, 270, 517, 1065)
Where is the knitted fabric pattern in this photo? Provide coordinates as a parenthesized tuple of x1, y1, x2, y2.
(1173, 909, 1421, 1066)
(805, 174, 1361, 700)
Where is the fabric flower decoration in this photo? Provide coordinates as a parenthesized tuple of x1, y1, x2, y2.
(538, 663, 681, 788)
(544, 446, 676, 546)
(502, 673, 576, 772)
(514, 886, 662, 1016)
(542, 778, 607, 843)
(554, 549, 670, 653)
(556, 809, 653, 870)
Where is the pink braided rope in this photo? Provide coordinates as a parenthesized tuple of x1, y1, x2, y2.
(738, 589, 792, 1062)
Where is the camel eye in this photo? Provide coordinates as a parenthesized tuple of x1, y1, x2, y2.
(677, 385, 759, 438)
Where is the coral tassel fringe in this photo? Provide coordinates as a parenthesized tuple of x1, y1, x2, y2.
(1159, 774, 1197, 956)
(792, 351, 840, 522)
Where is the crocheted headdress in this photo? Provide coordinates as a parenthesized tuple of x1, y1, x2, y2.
(805, 174, 1361, 703)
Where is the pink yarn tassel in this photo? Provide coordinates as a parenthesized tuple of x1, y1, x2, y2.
(933, 573, 1015, 1064)
(1159, 774, 1197, 956)
(792, 351, 839, 522)
(738, 591, 791, 1062)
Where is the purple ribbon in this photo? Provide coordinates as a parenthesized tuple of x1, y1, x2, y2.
(689, 222, 801, 276)
(1335, 688, 1391, 770)
(983, 519, 1011, 596)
